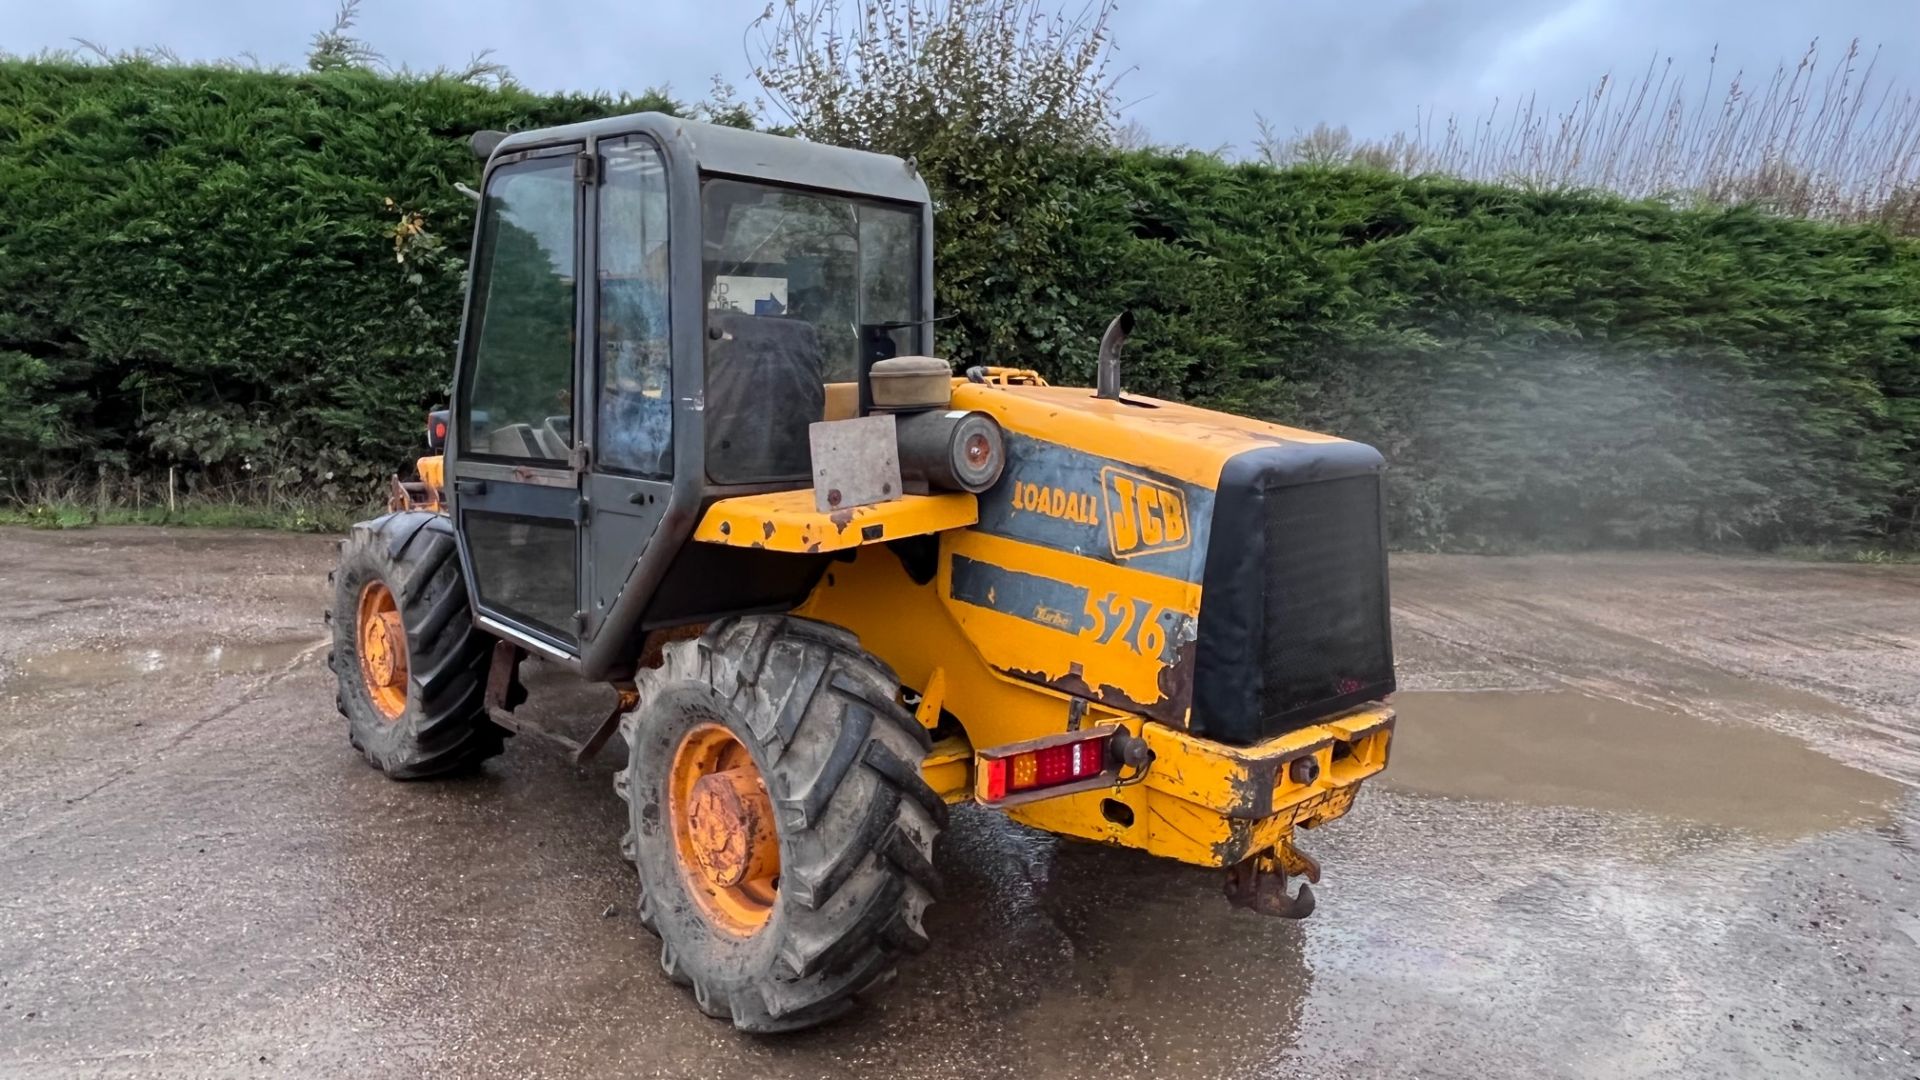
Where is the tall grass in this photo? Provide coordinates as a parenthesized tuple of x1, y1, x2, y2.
(1259, 39, 1920, 233)
(1, 474, 376, 532)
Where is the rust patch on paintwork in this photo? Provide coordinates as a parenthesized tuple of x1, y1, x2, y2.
(1224, 762, 1272, 820)
(761, 519, 776, 540)
(1000, 664, 1183, 726)
(639, 623, 707, 671)
(1217, 737, 1336, 821)
(806, 542, 821, 553)
(984, 624, 1200, 729)
(718, 520, 731, 536)
(829, 509, 855, 532)
(1156, 637, 1199, 726)
(1211, 817, 1258, 866)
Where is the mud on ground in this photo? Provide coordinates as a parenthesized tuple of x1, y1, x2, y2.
(1, 530, 1914, 1079)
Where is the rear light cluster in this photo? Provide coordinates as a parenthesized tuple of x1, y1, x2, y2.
(978, 730, 1114, 804)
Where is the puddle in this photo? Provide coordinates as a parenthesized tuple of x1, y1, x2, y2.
(1383, 689, 1902, 835)
(3, 638, 321, 694)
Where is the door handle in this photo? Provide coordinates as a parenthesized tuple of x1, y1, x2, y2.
(454, 478, 489, 496)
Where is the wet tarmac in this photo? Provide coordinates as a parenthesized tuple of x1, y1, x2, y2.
(1, 530, 1915, 1078)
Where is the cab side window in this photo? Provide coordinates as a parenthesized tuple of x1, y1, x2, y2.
(597, 137, 673, 476)
(459, 155, 579, 462)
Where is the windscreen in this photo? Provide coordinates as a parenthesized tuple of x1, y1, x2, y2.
(701, 178, 924, 484)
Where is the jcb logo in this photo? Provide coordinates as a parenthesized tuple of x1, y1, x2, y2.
(1101, 467, 1190, 559)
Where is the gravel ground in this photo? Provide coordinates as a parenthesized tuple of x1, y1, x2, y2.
(1, 528, 1914, 1079)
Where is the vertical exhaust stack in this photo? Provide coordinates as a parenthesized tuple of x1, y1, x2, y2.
(1096, 310, 1135, 400)
(469, 129, 508, 161)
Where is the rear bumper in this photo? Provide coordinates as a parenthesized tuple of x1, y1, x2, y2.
(1141, 704, 1393, 866)
(1000, 702, 1394, 868)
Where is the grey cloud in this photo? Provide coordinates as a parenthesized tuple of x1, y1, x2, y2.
(5, 0, 1916, 155)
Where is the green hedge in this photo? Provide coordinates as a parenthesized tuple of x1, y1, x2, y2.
(3, 60, 1915, 548)
(934, 150, 1920, 547)
(0, 61, 661, 499)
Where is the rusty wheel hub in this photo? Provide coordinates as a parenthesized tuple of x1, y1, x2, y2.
(686, 768, 780, 888)
(669, 724, 780, 934)
(362, 611, 403, 686)
(355, 581, 409, 722)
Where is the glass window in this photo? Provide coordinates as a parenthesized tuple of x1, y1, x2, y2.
(460, 156, 578, 463)
(597, 137, 673, 476)
(465, 511, 578, 640)
(701, 179, 924, 484)
(859, 207, 920, 360)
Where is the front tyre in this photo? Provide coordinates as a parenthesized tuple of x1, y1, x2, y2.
(326, 512, 504, 778)
(616, 616, 946, 1033)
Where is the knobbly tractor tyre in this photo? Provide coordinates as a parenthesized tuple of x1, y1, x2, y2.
(326, 511, 505, 778)
(616, 615, 946, 1033)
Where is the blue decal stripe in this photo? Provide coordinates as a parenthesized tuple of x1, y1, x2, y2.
(949, 554, 1095, 635)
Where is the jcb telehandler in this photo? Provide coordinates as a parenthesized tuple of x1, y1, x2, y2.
(328, 113, 1396, 1032)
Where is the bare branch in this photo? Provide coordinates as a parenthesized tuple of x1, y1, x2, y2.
(745, 0, 1120, 154)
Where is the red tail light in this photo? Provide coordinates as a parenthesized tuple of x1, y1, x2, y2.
(976, 728, 1116, 806)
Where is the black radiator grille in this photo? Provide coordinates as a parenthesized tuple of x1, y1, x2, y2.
(1257, 476, 1394, 729)
(1189, 446, 1395, 746)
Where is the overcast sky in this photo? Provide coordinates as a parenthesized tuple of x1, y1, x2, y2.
(5, 0, 1916, 153)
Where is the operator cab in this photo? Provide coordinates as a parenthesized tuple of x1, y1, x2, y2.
(446, 113, 935, 677)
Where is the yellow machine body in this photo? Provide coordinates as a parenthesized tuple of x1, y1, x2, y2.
(695, 380, 1395, 868)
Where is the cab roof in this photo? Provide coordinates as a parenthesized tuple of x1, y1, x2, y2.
(489, 112, 932, 206)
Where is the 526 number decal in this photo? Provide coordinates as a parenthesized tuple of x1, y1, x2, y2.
(1083, 591, 1192, 663)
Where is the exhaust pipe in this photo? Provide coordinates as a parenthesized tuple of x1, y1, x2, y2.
(1095, 310, 1135, 400)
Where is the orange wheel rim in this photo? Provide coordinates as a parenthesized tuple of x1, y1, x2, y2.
(669, 723, 779, 936)
(356, 581, 408, 722)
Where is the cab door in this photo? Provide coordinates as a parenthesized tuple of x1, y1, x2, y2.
(450, 142, 588, 657)
(580, 134, 676, 637)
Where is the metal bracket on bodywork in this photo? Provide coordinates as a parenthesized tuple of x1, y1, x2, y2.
(1224, 837, 1321, 919)
(486, 640, 524, 713)
(809, 414, 901, 512)
(483, 640, 637, 764)
(575, 682, 639, 764)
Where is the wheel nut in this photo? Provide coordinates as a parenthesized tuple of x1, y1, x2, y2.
(686, 767, 779, 888)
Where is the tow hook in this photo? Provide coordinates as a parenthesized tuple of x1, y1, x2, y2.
(1224, 839, 1321, 919)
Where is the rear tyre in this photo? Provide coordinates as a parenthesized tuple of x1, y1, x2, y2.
(326, 511, 505, 779)
(616, 616, 946, 1033)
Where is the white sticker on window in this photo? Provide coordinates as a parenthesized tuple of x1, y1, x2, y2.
(709, 276, 788, 316)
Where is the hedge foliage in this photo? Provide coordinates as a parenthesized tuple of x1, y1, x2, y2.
(0, 61, 662, 500)
(3, 60, 1916, 548)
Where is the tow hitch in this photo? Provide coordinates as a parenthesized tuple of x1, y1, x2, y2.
(1224, 838, 1321, 919)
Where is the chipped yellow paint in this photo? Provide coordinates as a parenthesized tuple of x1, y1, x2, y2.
(799, 542, 1393, 867)
(781, 374, 1394, 868)
(1008, 707, 1391, 863)
(939, 529, 1199, 717)
(693, 490, 977, 553)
